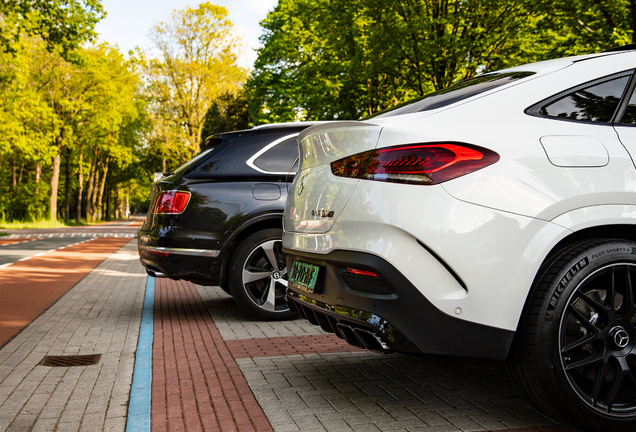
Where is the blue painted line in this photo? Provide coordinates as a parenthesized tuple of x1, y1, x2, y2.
(126, 276, 154, 432)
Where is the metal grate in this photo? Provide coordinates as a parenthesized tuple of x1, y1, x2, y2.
(39, 354, 101, 367)
(341, 273, 393, 296)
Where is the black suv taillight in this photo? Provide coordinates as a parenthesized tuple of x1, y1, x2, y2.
(151, 191, 191, 214)
(331, 143, 499, 185)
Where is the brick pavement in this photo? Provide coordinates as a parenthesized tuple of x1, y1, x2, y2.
(158, 282, 582, 432)
(0, 240, 146, 432)
(0, 239, 585, 432)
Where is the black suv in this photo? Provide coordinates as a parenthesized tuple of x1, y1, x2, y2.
(138, 123, 317, 320)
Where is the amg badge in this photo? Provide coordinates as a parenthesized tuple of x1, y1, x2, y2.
(312, 209, 334, 218)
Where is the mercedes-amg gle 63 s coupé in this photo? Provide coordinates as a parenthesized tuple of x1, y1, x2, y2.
(138, 122, 316, 320)
(283, 47, 636, 430)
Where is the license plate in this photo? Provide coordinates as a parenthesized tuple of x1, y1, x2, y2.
(289, 260, 320, 293)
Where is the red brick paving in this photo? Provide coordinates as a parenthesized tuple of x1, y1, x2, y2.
(0, 237, 132, 347)
(152, 279, 581, 432)
(225, 334, 361, 359)
(153, 278, 273, 432)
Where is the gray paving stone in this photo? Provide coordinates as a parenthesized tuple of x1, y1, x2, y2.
(196, 285, 327, 340)
(241, 352, 561, 432)
(0, 241, 145, 432)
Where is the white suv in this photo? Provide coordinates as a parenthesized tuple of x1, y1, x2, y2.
(283, 46, 636, 430)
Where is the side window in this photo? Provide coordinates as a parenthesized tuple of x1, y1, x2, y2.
(539, 75, 630, 123)
(251, 136, 300, 173)
(621, 87, 636, 124)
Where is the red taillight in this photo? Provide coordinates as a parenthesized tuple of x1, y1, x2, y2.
(346, 267, 379, 278)
(152, 191, 191, 214)
(331, 142, 499, 185)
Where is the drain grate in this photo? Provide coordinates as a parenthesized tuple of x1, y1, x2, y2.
(39, 354, 101, 367)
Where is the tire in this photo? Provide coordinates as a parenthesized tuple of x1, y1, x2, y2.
(228, 228, 296, 321)
(508, 239, 636, 431)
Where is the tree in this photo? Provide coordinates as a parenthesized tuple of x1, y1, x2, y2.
(144, 2, 246, 171)
(531, 0, 635, 56)
(0, 0, 105, 62)
(247, 0, 635, 122)
(200, 90, 249, 141)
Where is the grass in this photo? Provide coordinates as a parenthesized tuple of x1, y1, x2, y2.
(0, 218, 120, 230)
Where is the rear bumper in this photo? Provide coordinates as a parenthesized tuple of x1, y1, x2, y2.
(138, 234, 222, 285)
(284, 248, 515, 361)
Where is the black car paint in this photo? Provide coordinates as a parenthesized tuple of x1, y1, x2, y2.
(138, 126, 306, 288)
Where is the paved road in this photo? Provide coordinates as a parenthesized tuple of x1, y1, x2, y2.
(0, 219, 141, 267)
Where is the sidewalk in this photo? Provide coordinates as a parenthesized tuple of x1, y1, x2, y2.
(0, 240, 146, 432)
(0, 240, 581, 432)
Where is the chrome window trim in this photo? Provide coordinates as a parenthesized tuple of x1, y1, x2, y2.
(245, 133, 299, 175)
(140, 245, 219, 257)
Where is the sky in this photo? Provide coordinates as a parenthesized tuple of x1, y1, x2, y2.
(94, 0, 279, 68)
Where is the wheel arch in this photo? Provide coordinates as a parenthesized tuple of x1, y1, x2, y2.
(511, 221, 636, 338)
(217, 212, 284, 288)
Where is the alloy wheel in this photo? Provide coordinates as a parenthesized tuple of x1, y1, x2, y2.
(559, 263, 636, 416)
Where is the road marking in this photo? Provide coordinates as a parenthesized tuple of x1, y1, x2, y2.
(126, 276, 154, 432)
(0, 237, 99, 269)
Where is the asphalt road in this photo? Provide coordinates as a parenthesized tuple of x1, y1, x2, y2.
(0, 218, 142, 267)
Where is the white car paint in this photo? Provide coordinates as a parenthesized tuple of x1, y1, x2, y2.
(284, 49, 636, 331)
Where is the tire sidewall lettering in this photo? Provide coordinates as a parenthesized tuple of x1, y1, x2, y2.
(544, 245, 636, 321)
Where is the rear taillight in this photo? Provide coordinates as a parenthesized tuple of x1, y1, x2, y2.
(152, 191, 191, 214)
(331, 143, 499, 185)
(346, 267, 379, 278)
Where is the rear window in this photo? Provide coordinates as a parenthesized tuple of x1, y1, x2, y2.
(622, 88, 636, 124)
(540, 75, 630, 123)
(171, 137, 229, 176)
(368, 72, 535, 119)
(248, 135, 300, 174)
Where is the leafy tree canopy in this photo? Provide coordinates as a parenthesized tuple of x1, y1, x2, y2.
(0, 0, 105, 61)
(247, 0, 635, 123)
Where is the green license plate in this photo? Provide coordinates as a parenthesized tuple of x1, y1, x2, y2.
(289, 260, 320, 293)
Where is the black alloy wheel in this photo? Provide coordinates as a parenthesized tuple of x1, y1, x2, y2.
(508, 239, 636, 431)
(560, 262, 636, 415)
(228, 228, 296, 320)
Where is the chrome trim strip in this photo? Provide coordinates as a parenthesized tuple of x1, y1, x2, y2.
(141, 245, 220, 257)
(245, 133, 300, 175)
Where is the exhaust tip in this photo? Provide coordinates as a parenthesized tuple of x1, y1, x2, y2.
(354, 327, 393, 354)
(146, 269, 166, 278)
(336, 323, 364, 349)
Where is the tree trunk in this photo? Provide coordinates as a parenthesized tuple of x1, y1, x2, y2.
(64, 147, 71, 221)
(11, 153, 16, 187)
(114, 186, 120, 219)
(76, 152, 83, 224)
(106, 182, 111, 221)
(35, 161, 41, 197)
(91, 164, 100, 222)
(96, 158, 109, 221)
(49, 134, 63, 222)
(85, 160, 96, 221)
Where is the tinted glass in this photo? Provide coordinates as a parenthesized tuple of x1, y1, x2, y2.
(171, 147, 215, 176)
(541, 76, 629, 123)
(368, 72, 535, 119)
(253, 137, 299, 173)
(621, 87, 636, 124)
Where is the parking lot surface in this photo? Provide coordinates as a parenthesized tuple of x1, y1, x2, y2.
(0, 239, 582, 431)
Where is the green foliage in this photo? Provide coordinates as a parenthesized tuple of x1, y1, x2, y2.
(248, 0, 635, 122)
(200, 91, 250, 143)
(143, 2, 247, 172)
(0, 0, 105, 62)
